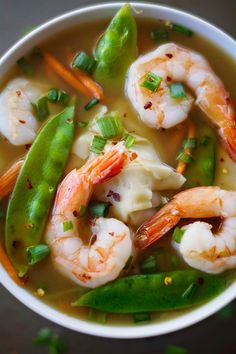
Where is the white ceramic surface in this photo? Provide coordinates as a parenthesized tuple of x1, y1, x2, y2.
(0, 2, 236, 339)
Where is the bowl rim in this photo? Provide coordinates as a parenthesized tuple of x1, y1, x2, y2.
(0, 1, 236, 339)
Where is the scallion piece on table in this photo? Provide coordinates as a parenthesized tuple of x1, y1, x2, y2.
(33, 328, 52, 345)
(72, 51, 96, 74)
(27, 244, 50, 265)
(47, 88, 59, 102)
(97, 112, 124, 139)
(84, 98, 100, 111)
(176, 151, 192, 164)
(182, 137, 197, 149)
(182, 282, 197, 300)
(78, 121, 89, 128)
(90, 135, 107, 154)
(171, 23, 193, 36)
(172, 227, 185, 244)
(17, 57, 34, 76)
(32, 96, 49, 121)
(58, 90, 70, 106)
(139, 255, 157, 274)
(166, 345, 188, 354)
(88, 309, 107, 324)
(63, 220, 73, 232)
(141, 71, 162, 92)
(170, 83, 186, 98)
(150, 28, 169, 42)
(124, 134, 135, 149)
(89, 201, 110, 217)
(133, 312, 151, 323)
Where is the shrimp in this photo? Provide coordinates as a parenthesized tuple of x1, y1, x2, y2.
(135, 186, 236, 273)
(46, 143, 133, 288)
(0, 78, 44, 145)
(126, 43, 236, 161)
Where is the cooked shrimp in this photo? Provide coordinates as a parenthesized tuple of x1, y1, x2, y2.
(46, 143, 132, 288)
(126, 43, 236, 161)
(0, 78, 44, 145)
(135, 186, 236, 273)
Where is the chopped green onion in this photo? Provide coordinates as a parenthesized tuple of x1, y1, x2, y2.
(32, 96, 49, 121)
(49, 336, 66, 354)
(172, 227, 185, 244)
(139, 255, 157, 274)
(27, 244, 50, 265)
(176, 151, 192, 164)
(47, 88, 59, 102)
(182, 282, 197, 300)
(89, 201, 110, 217)
(33, 328, 66, 354)
(170, 83, 186, 99)
(33, 328, 52, 345)
(133, 312, 151, 323)
(172, 23, 193, 36)
(141, 71, 162, 92)
(88, 309, 107, 324)
(84, 98, 100, 111)
(166, 345, 188, 354)
(17, 57, 34, 75)
(123, 255, 133, 270)
(78, 205, 87, 217)
(90, 135, 107, 154)
(150, 28, 169, 42)
(124, 134, 135, 149)
(216, 304, 233, 319)
(97, 112, 124, 139)
(58, 90, 70, 106)
(182, 137, 197, 149)
(78, 121, 89, 128)
(72, 51, 96, 74)
(63, 220, 73, 232)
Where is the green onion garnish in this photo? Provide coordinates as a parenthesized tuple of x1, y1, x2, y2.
(33, 328, 66, 353)
(176, 151, 192, 164)
(78, 205, 87, 217)
(97, 112, 124, 139)
(123, 255, 133, 270)
(32, 96, 49, 121)
(170, 83, 186, 99)
(124, 134, 135, 149)
(58, 90, 70, 106)
(89, 201, 110, 217)
(150, 28, 169, 42)
(166, 345, 188, 354)
(63, 220, 73, 232)
(72, 51, 96, 74)
(17, 57, 34, 76)
(47, 88, 58, 102)
(172, 23, 193, 36)
(90, 135, 107, 154)
(182, 282, 197, 300)
(33, 328, 52, 345)
(88, 309, 107, 324)
(133, 312, 151, 323)
(141, 71, 162, 92)
(182, 137, 197, 149)
(172, 227, 185, 244)
(27, 244, 50, 265)
(84, 98, 100, 111)
(78, 121, 89, 128)
(216, 304, 233, 319)
(139, 255, 157, 274)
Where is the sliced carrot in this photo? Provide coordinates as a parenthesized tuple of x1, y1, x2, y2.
(0, 160, 23, 200)
(176, 121, 196, 174)
(73, 67, 104, 101)
(0, 243, 23, 286)
(43, 51, 92, 98)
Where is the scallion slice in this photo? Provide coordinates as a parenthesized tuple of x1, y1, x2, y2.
(84, 98, 100, 111)
(176, 151, 192, 164)
(17, 57, 34, 76)
(89, 201, 110, 217)
(78, 121, 89, 128)
(139, 255, 157, 274)
(182, 137, 197, 149)
(27, 244, 50, 265)
(141, 71, 162, 92)
(150, 28, 169, 42)
(172, 23, 193, 36)
(47, 88, 58, 102)
(182, 282, 197, 300)
(88, 309, 107, 324)
(133, 312, 151, 323)
(72, 51, 96, 74)
(166, 345, 188, 354)
(124, 134, 135, 149)
(97, 112, 124, 139)
(63, 220, 73, 232)
(58, 90, 70, 106)
(32, 96, 49, 121)
(90, 135, 107, 154)
(172, 227, 185, 244)
(170, 83, 186, 99)
(78, 205, 87, 217)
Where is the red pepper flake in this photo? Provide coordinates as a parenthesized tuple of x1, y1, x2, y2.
(16, 90, 21, 97)
(198, 277, 204, 285)
(166, 53, 173, 59)
(130, 152, 138, 161)
(123, 113, 127, 118)
(89, 218, 97, 227)
(166, 76, 172, 82)
(109, 232, 115, 237)
(19, 120, 26, 124)
(226, 97, 231, 103)
(25, 143, 32, 150)
(161, 128, 166, 132)
(107, 190, 121, 202)
(90, 234, 97, 245)
(81, 273, 91, 280)
(144, 101, 152, 110)
(73, 210, 78, 217)
(220, 157, 224, 162)
(148, 75, 154, 82)
(26, 178, 33, 189)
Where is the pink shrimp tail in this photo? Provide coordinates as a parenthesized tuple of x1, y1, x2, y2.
(221, 121, 236, 162)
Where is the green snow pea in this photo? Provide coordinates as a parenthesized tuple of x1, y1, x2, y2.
(74, 270, 227, 313)
(94, 4, 137, 88)
(5, 102, 76, 276)
(184, 125, 216, 188)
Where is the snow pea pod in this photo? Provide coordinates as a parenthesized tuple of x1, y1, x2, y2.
(5, 102, 76, 276)
(94, 4, 137, 88)
(184, 125, 216, 188)
(75, 270, 227, 313)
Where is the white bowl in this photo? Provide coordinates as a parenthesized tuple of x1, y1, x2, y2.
(0, 1, 236, 339)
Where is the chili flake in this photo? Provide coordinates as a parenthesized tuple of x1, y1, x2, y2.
(26, 178, 33, 189)
(19, 120, 26, 124)
(166, 53, 173, 59)
(144, 101, 152, 110)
